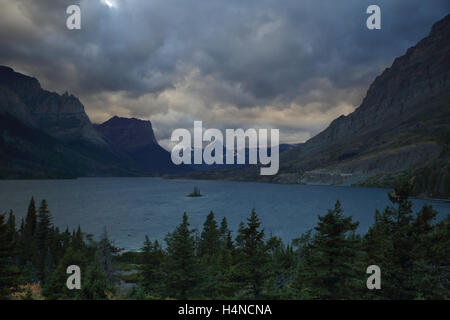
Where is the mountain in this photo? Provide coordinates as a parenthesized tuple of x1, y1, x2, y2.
(193, 14, 450, 199)
(94, 116, 181, 174)
(279, 14, 450, 196)
(0, 66, 107, 147)
(0, 67, 177, 178)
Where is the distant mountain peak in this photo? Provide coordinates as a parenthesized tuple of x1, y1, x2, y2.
(95, 116, 158, 149)
(102, 115, 152, 126)
(94, 115, 182, 174)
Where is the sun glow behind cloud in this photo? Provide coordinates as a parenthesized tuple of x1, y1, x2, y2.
(100, 0, 117, 8)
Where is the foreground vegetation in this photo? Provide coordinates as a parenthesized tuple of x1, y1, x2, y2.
(0, 183, 449, 300)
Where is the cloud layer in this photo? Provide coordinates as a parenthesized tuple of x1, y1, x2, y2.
(0, 0, 448, 149)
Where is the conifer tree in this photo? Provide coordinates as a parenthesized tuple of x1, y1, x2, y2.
(410, 204, 445, 298)
(141, 236, 163, 295)
(163, 212, 199, 299)
(198, 211, 220, 261)
(0, 214, 18, 299)
(364, 183, 448, 299)
(219, 217, 229, 245)
(365, 183, 416, 299)
(62, 227, 72, 251)
(77, 262, 111, 300)
(298, 201, 361, 299)
(264, 236, 297, 298)
(98, 227, 115, 286)
(197, 212, 223, 298)
(235, 221, 246, 249)
(219, 217, 234, 251)
(35, 199, 53, 282)
(72, 225, 84, 251)
(215, 243, 236, 298)
(20, 197, 39, 279)
(43, 246, 88, 299)
(6, 210, 16, 242)
(24, 197, 37, 241)
(235, 209, 267, 298)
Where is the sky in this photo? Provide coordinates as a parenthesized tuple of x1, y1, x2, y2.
(0, 0, 448, 149)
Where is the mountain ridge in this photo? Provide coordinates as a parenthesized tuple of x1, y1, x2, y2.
(0, 66, 177, 178)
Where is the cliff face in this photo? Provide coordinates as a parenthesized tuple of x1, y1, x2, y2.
(0, 67, 178, 178)
(277, 14, 450, 198)
(94, 116, 158, 149)
(95, 116, 181, 174)
(0, 66, 107, 147)
(307, 13, 449, 148)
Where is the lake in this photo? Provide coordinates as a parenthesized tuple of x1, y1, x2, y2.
(0, 178, 448, 250)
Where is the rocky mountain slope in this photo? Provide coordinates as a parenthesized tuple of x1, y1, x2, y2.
(0, 66, 107, 147)
(0, 67, 177, 178)
(197, 14, 450, 199)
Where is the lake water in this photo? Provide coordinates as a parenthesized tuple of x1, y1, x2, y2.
(0, 178, 448, 251)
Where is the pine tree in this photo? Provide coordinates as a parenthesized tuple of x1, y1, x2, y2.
(198, 211, 220, 261)
(0, 214, 18, 299)
(43, 246, 88, 299)
(410, 204, 445, 298)
(72, 225, 84, 251)
(364, 183, 416, 299)
(141, 236, 163, 295)
(21, 197, 36, 268)
(97, 227, 115, 286)
(77, 262, 111, 300)
(235, 221, 246, 249)
(235, 209, 267, 298)
(218, 217, 234, 251)
(298, 200, 361, 299)
(387, 184, 415, 299)
(24, 197, 37, 240)
(6, 210, 16, 242)
(431, 214, 450, 297)
(197, 212, 223, 298)
(215, 243, 236, 298)
(35, 199, 53, 282)
(264, 236, 297, 299)
(62, 227, 72, 251)
(364, 183, 448, 299)
(219, 217, 229, 245)
(163, 212, 199, 299)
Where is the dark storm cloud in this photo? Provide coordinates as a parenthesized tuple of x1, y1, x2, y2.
(0, 0, 449, 146)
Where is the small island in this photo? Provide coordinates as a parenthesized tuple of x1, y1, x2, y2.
(187, 186, 203, 197)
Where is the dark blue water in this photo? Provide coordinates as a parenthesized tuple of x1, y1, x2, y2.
(0, 178, 448, 250)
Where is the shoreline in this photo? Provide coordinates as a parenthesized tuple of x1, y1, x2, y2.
(0, 174, 449, 202)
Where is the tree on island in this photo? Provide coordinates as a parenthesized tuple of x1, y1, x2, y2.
(187, 186, 202, 197)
